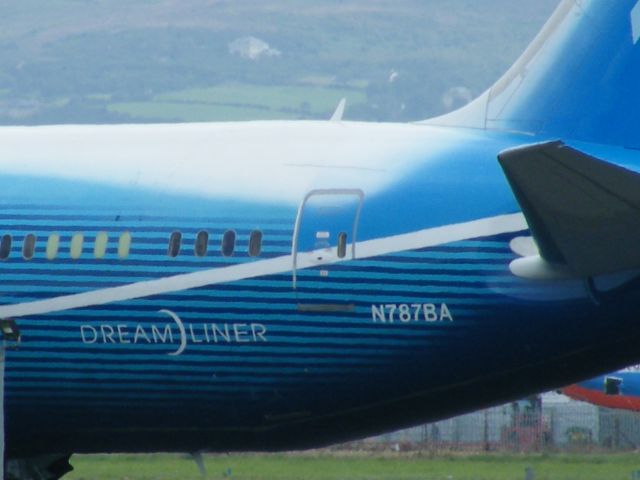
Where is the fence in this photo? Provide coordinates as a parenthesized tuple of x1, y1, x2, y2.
(351, 393, 640, 453)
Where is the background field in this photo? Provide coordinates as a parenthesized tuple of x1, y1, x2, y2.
(0, 0, 558, 124)
(65, 452, 640, 480)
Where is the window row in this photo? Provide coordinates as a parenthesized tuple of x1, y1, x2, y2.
(168, 230, 263, 258)
(0, 229, 263, 261)
(0, 232, 132, 261)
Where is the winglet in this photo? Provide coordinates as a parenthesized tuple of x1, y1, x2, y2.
(330, 98, 346, 122)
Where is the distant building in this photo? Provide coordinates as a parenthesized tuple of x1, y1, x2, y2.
(442, 86, 473, 112)
(228, 36, 281, 60)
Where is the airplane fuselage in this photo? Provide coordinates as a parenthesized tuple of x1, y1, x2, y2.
(3, 121, 640, 457)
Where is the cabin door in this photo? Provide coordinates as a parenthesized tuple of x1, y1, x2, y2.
(292, 189, 364, 310)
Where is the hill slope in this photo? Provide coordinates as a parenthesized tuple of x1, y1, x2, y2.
(0, 0, 559, 124)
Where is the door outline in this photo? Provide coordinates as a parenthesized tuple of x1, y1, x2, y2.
(292, 188, 364, 289)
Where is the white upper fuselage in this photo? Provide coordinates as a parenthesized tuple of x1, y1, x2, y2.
(0, 121, 463, 205)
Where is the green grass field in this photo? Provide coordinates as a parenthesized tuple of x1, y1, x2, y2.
(155, 84, 367, 114)
(107, 101, 297, 122)
(108, 84, 368, 122)
(65, 452, 640, 480)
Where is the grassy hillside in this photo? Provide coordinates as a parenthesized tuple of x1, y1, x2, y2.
(0, 0, 559, 124)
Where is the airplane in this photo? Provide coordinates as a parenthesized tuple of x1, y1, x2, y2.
(5, 0, 640, 478)
(562, 368, 640, 412)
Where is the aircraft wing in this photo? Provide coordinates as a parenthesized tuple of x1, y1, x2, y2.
(498, 141, 640, 278)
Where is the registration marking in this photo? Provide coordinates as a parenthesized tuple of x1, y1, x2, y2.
(371, 303, 453, 323)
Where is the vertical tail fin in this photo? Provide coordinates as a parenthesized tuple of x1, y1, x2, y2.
(426, 0, 640, 148)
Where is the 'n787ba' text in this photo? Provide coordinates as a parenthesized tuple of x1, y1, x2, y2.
(371, 303, 453, 323)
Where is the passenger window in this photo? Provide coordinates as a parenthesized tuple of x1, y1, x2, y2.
(248, 230, 262, 257)
(337, 232, 348, 259)
(0, 235, 11, 260)
(70, 233, 84, 259)
(22, 234, 36, 260)
(94, 232, 108, 259)
(168, 231, 182, 258)
(118, 231, 132, 259)
(221, 230, 236, 257)
(194, 231, 209, 257)
(46, 233, 60, 260)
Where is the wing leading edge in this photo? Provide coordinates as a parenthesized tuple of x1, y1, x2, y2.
(498, 141, 640, 278)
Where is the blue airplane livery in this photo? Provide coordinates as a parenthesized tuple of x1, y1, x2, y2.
(5, 1, 640, 478)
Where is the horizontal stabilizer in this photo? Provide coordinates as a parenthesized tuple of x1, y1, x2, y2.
(498, 141, 640, 277)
